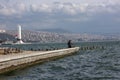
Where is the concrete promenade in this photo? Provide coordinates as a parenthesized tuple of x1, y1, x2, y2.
(0, 47, 79, 74)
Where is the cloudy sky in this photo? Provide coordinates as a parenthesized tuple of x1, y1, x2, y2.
(0, 0, 120, 33)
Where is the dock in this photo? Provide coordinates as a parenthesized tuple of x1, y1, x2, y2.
(0, 47, 79, 74)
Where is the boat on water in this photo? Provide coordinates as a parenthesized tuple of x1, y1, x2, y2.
(1, 42, 32, 45)
(1, 41, 14, 45)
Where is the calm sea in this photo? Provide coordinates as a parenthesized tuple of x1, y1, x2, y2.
(0, 41, 120, 80)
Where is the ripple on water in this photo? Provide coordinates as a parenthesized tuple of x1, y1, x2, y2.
(0, 42, 120, 80)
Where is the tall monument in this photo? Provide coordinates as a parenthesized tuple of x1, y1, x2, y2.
(16, 25, 24, 44)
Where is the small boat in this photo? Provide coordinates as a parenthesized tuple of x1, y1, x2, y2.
(1, 41, 13, 45)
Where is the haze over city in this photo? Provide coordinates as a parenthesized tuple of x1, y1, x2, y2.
(0, 0, 120, 33)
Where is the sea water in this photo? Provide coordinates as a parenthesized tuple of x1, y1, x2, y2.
(0, 41, 120, 80)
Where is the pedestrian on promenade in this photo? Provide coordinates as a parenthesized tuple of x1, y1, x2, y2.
(67, 40, 72, 48)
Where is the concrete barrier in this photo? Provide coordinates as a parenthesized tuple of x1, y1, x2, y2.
(0, 47, 79, 74)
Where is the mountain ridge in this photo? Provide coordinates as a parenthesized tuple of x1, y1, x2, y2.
(36, 28, 72, 33)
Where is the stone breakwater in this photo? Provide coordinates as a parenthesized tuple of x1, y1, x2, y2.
(0, 47, 79, 74)
(0, 48, 23, 55)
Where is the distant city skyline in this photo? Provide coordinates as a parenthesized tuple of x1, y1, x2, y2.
(0, 0, 120, 33)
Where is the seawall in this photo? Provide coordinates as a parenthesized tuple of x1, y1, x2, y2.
(0, 47, 79, 74)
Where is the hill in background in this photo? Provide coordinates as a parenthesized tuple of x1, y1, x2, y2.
(0, 29, 119, 43)
(36, 28, 71, 33)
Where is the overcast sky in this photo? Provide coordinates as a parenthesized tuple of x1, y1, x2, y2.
(0, 0, 120, 33)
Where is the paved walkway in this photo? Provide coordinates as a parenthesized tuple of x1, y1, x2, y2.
(0, 47, 79, 63)
(0, 51, 44, 62)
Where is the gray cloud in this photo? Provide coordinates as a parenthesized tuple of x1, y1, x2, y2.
(0, 0, 120, 33)
(0, 1, 120, 16)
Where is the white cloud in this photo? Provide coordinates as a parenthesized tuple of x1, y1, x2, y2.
(31, 4, 52, 13)
(30, 4, 38, 12)
(0, 1, 120, 16)
(61, 4, 77, 15)
(18, 3, 26, 12)
(0, 7, 16, 16)
(0, 1, 119, 29)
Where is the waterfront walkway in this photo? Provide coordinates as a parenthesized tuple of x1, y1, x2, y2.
(0, 51, 43, 62)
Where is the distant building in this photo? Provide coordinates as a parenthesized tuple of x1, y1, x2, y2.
(0, 30, 6, 33)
